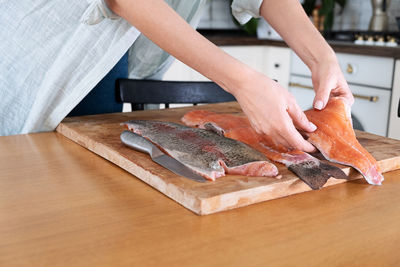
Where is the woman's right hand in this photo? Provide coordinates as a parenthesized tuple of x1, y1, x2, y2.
(228, 68, 317, 152)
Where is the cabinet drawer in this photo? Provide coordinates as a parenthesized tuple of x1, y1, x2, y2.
(290, 52, 394, 89)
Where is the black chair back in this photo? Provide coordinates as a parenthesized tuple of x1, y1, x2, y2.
(116, 79, 236, 111)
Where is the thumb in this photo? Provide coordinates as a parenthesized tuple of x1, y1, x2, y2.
(313, 80, 332, 110)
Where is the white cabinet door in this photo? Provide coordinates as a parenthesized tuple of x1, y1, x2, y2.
(221, 46, 267, 75)
(222, 46, 291, 88)
(388, 60, 400, 139)
(263, 46, 291, 88)
(163, 46, 291, 88)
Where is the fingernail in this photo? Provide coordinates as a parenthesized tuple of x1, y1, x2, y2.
(309, 122, 317, 131)
(314, 100, 323, 110)
(305, 142, 316, 152)
(308, 145, 317, 153)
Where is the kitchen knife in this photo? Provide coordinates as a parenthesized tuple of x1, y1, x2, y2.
(120, 130, 207, 183)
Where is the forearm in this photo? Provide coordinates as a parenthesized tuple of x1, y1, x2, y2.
(106, 0, 317, 152)
(107, 0, 250, 93)
(260, 0, 336, 70)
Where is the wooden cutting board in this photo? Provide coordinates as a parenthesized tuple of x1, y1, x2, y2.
(56, 102, 400, 215)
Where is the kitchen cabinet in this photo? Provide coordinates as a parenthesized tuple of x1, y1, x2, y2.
(163, 46, 291, 88)
(388, 60, 400, 139)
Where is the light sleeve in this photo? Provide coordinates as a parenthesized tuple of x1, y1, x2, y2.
(231, 0, 263, 25)
(80, 0, 120, 25)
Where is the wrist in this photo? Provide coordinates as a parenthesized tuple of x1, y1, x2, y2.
(214, 60, 257, 95)
(223, 65, 279, 102)
(307, 46, 337, 71)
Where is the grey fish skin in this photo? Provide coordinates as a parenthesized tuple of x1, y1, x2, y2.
(125, 120, 278, 180)
(288, 160, 348, 190)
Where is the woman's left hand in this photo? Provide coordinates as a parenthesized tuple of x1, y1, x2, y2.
(310, 57, 354, 110)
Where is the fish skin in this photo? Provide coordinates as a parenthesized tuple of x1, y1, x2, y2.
(124, 120, 278, 181)
(289, 160, 348, 189)
(182, 110, 348, 190)
(305, 97, 384, 185)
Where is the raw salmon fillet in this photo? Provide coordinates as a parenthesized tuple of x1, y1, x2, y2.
(305, 97, 384, 185)
(125, 120, 278, 181)
(182, 110, 347, 189)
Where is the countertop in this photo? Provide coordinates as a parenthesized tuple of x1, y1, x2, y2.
(2, 130, 400, 266)
(201, 30, 400, 59)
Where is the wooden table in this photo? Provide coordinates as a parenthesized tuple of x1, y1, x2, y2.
(1, 131, 400, 266)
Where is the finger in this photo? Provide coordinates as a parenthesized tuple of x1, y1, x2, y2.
(338, 89, 355, 107)
(279, 115, 316, 152)
(279, 129, 316, 152)
(287, 98, 317, 133)
(247, 117, 262, 134)
(342, 86, 355, 106)
(313, 79, 332, 110)
(332, 84, 355, 106)
(272, 132, 292, 149)
(347, 93, 355, 106)
(254, 113, 292, 148)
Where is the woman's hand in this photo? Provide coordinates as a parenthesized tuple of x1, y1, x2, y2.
(229, 69, 317, 153)
(258, 0, 354, 109)
(106, 0, 316, 153)
(311, 57, 354, 110)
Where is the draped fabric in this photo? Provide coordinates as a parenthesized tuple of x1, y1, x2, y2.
(0, 0, 263, 135)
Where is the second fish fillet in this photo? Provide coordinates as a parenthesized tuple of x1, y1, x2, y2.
(305, 97, 384, 185)
(182, 110, 348, 189)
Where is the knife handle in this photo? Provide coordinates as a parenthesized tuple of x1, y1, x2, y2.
(120, 130, 157, 156)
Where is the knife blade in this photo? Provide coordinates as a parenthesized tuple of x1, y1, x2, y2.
(120, 130, 207, 183)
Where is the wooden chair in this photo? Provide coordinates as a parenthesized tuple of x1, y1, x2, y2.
(116, 79, 236, 111)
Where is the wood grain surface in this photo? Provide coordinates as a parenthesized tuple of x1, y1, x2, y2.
(56, 102, 400, 215)
(1, 132, 400, 266)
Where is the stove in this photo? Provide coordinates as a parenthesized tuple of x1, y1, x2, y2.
(323, 30, 399, 46)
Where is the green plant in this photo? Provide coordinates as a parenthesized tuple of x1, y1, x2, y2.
(302, 0, 346, 30)
(230, 0, 259, 36)
(230, 0, 346, 35)
(232, 17, 259, 36)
